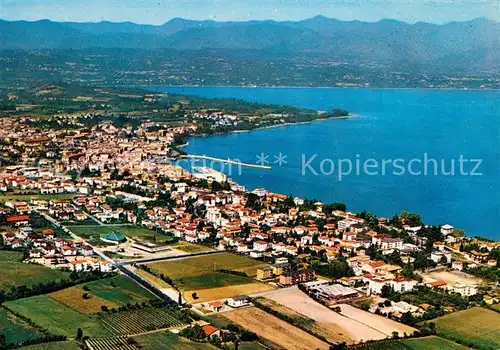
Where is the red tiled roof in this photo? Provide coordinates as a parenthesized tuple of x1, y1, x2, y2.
(6, 215, 30, 222)
(201, 325, 219, 336)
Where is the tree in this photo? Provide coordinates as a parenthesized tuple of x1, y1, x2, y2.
(178, 292, 183, 306)
(381, 285, 393, 298)
(392, 331, 400, 339)
(439, 255, 448, 266)
(76, 328, 83, 341)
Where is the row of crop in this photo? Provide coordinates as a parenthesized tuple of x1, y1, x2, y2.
(100, 307, 187, 335)
(84, 336, 138, 350)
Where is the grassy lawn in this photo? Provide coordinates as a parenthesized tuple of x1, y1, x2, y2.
(355, 336, 468, 350)
(176, 272, 253, 290)
(400, 336, 469, 349)
(82, 275, 157, 305)
(490, 304, 500, 311)
(430, 307, 500, 349)
(171, 241, 214, 253)
(134, 331, 218, 350)
(0, 308, 43, 346)
(0, 251, 69, 291)
(4, 295, 112, 338)
(18, 340, 81, 350)
(147, 252, 268, 279)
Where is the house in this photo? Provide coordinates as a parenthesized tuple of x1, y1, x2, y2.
(6, 215, 30, 226)
(207, 301, 224, 313)
(452, 261, 464, 271)
(428, 280, 447, 289)
(253, 240, 269, 252)
(202, 325, 221, 338)
(433, 241, 445, 251)
(431, 251, 451, 264)
(257, 267, 273, 280)
(440, 224, 454, 235)
(227, 295, 251, 308)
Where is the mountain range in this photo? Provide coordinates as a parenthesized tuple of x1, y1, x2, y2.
(1, 16, 499, 71)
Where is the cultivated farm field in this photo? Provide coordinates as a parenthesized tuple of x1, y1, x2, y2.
(352, 336, 468, 350)
(49, 286, 119, 314)
(254, 297, 352, 344)
(221, 307, 330, 350)
(0, 307, 42, 346)
(185, 282, 274, 303)
(0, 251, 69, 291)
(133, 332, 219, 350)
(431, 307, 500, 349)
(4, 295, 111, 338)
(146, 252, 269, 279)
(147, 252, 273, 302)
(176, 271, 251, 290)
(267, 288, 411, 343)
(82, 275, 157, 305)
(338, 304, 416, 338)
(100, 307, 188, 335)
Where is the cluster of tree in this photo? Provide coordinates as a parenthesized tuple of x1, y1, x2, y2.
(387, 285, 470, 318)
(466, 266, 500, 282)
(312, 258, 354, 279)
(0, 333, 67, 349)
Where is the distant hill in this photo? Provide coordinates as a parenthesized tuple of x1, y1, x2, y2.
(0, 16, 499, 71)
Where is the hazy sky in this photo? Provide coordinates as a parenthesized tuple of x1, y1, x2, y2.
(1, 0, 498, 24)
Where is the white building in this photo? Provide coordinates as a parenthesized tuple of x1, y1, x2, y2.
(441, 224, 454, 235)
(431, 251, 451, 264)
(451, 281, 477, 296)
(227, 295, 251, 308)
(365, 275, 417, 295)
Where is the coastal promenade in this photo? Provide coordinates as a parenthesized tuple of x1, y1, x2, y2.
(180, 154, 272, 170)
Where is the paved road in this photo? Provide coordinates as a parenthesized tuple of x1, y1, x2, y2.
(40, 210, 176, 302)
(118, 250, 220, 266)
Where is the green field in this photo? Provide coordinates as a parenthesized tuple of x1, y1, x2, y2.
(82, 275, 157, 305)
(0, 251, 69, 291)
(134, 331, 218, 350)
(431, 307, 500, 349)
(18, 340, 81, 350)
(147, 252, 268, 279)
(171, 241, 214, 253)
(353, 336, 468, 350)
(68, 225, 173, 241)
(4, 295, 112, 338)
(176, 272, 253, 290)
(0, 308, 43, 346)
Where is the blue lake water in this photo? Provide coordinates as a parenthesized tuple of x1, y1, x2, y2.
(149, 86, 500, 240)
